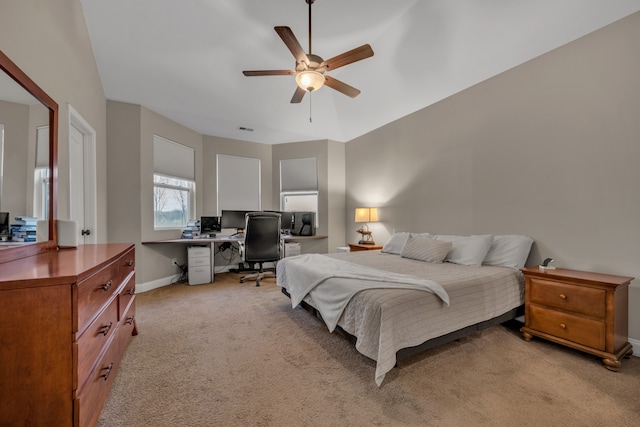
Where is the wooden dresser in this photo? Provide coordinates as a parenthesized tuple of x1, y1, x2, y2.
(520, 266, 633, 371)
(0, 243, 137, 426)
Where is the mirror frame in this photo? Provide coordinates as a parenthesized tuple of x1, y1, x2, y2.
(0, 50, 58, 263)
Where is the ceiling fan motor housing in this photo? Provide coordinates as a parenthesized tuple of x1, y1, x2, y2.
(297, 54, 325, 72)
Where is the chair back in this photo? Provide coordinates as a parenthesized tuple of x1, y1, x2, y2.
(243, 212, 282, 263)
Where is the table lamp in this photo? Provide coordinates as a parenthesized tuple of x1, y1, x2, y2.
(355, 207, 378, 244)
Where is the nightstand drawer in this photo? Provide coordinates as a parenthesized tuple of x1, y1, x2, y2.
(529, 304, 606, 351)
(529, 278, 605, 318)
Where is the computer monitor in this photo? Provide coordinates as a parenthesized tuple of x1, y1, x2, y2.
(0, 212, 9, 239)
(200, 216, 221, 233)
(279, 211, 294, 232)
(220, 210, 249, 233)
(265, 210, 294, 232)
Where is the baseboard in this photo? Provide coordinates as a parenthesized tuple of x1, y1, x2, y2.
(136, 275, 180, 293)
(630, 338, 640, 357)
(137, 263, 255, 292)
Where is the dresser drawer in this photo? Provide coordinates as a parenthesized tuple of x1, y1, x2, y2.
(119, 273, 136, 320)
(117, 248, 135, 288)
(529, 304, 606, 350)
(76, 302, 136, 427)
(529, 278, 605, 318)
(121, 296, 136, 332)
(76, 332, 121, 427)
(77, 296, 119, 391)
(77, 262, 119, 335)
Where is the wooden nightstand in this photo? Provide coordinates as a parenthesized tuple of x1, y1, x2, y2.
(348, 243, 383, 252)
(520, 266, 634, 371)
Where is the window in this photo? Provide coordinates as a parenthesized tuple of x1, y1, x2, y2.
(280, 157, 319, 227)
(34, 168, 50, 220)
(281, 192, 319, 227)
(32, 126, 49, 219)
(216, 154, 261, 212)
(153, 136, 195, 229)
(153, 174, 194, 228)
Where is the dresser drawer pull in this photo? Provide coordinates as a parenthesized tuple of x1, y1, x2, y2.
(559, 294, 567, 299)
(99, 322, 113, 336)
(125, 260, 134, 267)
(560, 323, 566, 329)
(100, 362, 114, 381)
(125, 315, 135, 325)
(100, 280, 113, 291)
(125, 288, 135, 296)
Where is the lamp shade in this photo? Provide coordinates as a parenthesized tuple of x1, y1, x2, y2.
(295, 70, 325, 92)
(355, 207, 379, 223)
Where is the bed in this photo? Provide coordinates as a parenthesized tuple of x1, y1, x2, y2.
(277, 233, 532, 385)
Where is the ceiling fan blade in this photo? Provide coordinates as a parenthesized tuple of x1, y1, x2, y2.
(290, 86, 306, 103)
(243, 70, 296, 76)
(275, 26, 309, 66)
(320, 44, 374, 71)
(324, 76, 361, 98)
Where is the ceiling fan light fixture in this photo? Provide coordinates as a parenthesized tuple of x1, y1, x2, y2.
(295, 70, 325, 92)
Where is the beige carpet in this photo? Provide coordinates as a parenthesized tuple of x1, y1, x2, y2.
(98, 273, 640, 426)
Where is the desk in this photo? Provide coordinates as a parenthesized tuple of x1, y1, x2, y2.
(142, 235, 327, 281)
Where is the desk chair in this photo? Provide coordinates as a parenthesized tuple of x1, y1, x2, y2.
(240, 212, 282, 286)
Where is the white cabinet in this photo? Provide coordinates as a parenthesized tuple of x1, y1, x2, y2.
(188, 245, 211, 285)
(284, 242, 301, 257)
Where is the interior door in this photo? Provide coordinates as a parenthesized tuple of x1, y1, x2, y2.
(68, 107, 98, 245)
(69, 124, 86, 243)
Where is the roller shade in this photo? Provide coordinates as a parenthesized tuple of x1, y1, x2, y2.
(35, 126, 49, 167)
(217, 154, 261, 212)
(153, 135, 194, 180)
(280, 157, 317, 192)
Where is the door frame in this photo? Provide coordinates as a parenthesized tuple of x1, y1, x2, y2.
(68, 104, 97, 244)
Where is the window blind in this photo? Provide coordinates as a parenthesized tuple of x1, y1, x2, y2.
(280, 157, 318, 192)
(35, 126, 49, 167)
(153, 135, 195, 181)
(217, 154, 261, 212)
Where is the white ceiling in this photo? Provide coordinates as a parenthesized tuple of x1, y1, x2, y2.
(80, 0, 640, 145)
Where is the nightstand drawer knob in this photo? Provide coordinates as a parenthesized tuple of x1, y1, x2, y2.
(559, 294, 567, 299)
(560, 323, 566, 329)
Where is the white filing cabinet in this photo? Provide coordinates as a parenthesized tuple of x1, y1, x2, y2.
(188, 245, 212, 285)
(284, 242, 301, 257)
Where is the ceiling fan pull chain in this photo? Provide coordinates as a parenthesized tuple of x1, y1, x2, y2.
(309, 92, 313, 123)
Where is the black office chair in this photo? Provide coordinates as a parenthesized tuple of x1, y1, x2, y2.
(240, 212, 282, 286)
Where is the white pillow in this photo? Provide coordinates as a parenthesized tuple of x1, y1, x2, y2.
(401, 235, 452, 263)
(435, 234, 494, 266)
(381, 232, 410, 255)
(482, 235, 533, 269)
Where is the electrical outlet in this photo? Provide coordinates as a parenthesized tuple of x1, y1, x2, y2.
(171, 258, 177, 266)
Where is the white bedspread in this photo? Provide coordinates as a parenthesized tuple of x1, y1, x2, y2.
(278, 254, 449, 332)
(277, 251, 524, 386)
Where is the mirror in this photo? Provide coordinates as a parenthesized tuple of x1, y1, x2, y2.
(0, 50, 57, 263)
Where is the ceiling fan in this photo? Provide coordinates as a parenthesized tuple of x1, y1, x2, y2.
(242, 0, 374, 103)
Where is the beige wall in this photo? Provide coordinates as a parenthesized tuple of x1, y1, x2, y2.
(345, 12, 640, 341)
(0, 0, 108, 239)
(0, 100, 30, 216)
(107, 101, 205, 284)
